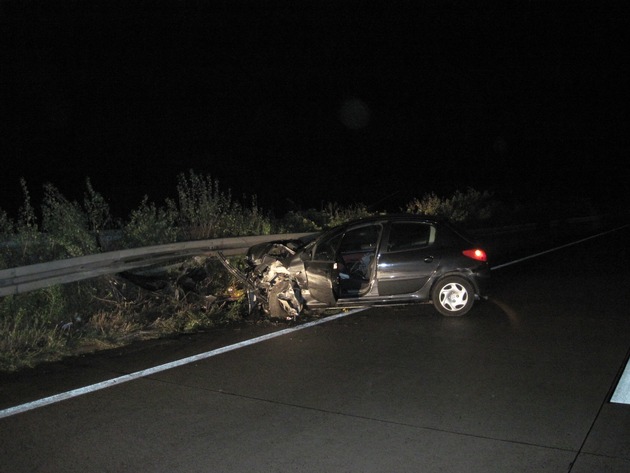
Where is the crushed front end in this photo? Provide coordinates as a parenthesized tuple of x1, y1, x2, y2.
(217, 239, 307, 320)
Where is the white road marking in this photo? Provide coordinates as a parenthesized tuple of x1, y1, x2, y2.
(611, 357, 630, 404)
(490, 225, 629, 271)
(0, 308, 366, 420)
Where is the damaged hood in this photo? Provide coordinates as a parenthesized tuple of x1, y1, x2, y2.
(247, 235, 317, 265)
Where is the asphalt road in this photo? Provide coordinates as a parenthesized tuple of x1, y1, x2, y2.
(1, 225, 629, 472)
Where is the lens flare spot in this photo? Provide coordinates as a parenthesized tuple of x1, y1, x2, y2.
(339, 97, 371, 130)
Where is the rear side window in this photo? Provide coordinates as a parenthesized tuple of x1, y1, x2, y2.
(386, 222, 435, 252)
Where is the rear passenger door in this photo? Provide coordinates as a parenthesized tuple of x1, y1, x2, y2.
(377, 221, 440, 296)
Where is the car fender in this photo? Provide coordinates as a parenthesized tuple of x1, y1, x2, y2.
(429, 269, 481, 298)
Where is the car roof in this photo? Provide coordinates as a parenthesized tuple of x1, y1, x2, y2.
(327, 214, 477, 241)
(336, 214, 442, 228)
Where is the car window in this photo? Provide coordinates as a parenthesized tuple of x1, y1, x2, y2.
(313, 233, 343, 261)
(386, 222, 435, 252)
(337, 224, 382, 280)
(339, 225, 381, 253)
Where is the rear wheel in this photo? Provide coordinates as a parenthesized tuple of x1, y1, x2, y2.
(431, 276, 474, 316)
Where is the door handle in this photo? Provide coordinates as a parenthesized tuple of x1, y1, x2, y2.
(423, 256, 434, 263)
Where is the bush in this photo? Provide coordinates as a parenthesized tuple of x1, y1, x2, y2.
(0, 286, 71, 370)
(406, 187, 495, 224)
(0, 209, 14, 270)
(121, 196, 179, 247)
(276, 201, 374, 233)
(83, 178, 115, 245)
(321, 201, 374, 228)
(41, 183, 100, 259)
(172, 170, 272, 240)
(1, 178, 116, 266)
(0, 179, 44, 268)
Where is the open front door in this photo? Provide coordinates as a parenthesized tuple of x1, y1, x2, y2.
(302, 231, 343, 306)
(304, 260, 339, 306)
(303, 223, 383, 305)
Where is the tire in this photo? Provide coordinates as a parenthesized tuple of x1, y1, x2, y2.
(431, 276, 475, 317)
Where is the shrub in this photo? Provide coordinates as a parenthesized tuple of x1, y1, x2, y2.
(0, 178, 116, 266)
(321, 201, 374, 228)
(276, 210, 323, 233)
(121, 196, 179, 247)
(171, 170, 272, 240)
(276, 202, 374, 233)
(41, 183, 100, 259)
(0, 286, 70, 370)
(406, 187, 494, 224)
(0, 209, 14, 270)
(83, 178, 115, 245)
(1, 179, 44, 267)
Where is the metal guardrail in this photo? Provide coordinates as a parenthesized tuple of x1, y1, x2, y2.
(0, 233, 315, 297)
(0, 215, 611, 297)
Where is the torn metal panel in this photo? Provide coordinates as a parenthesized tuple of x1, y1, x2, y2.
(217, 251, 303, 320)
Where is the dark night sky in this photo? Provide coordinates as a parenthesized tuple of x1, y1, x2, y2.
(1, 0, 628, 218)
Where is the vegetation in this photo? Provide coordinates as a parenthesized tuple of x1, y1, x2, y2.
(406, 187, 495, 223)
(0, 169, 500, 372)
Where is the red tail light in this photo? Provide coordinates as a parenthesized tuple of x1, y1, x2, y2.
(463, 249, 487, 262)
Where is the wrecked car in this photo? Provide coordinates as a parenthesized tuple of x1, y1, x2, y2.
(218, 214, 490, 319)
